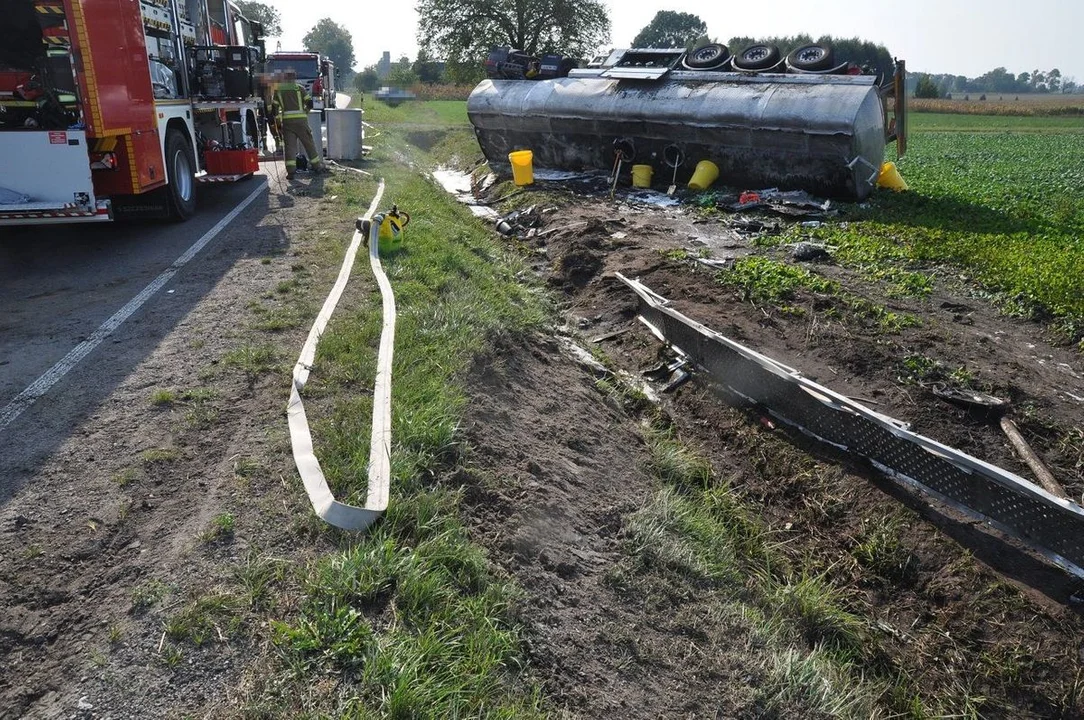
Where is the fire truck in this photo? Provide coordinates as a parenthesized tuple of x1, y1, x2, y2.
(0, 0, 266, 225)
(265, 50, 335, 113)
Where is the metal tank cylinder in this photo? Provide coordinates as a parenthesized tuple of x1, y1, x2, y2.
(467, 72, 888, 199)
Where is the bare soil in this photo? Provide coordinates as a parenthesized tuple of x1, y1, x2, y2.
(0, 167, 343, 719)
(457, 179, 1084, 717)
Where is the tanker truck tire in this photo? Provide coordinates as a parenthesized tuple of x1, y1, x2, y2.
(734, 44, 781, 71)
(165, 129, 197, 221)
(683, 43, 730, 70)
(787, 44, 835, 71)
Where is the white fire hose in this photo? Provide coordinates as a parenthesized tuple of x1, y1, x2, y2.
(287, 180, 394, 530)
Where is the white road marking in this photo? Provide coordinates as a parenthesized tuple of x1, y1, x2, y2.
(0, 181, 267, 433)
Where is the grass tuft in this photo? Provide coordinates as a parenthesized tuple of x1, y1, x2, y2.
(222, 344, 280, 382)
(151, 388, 176, 406)
(852, 521, 919, 586)
(140, 448, 179, 465)
(201, 512, 235, 543)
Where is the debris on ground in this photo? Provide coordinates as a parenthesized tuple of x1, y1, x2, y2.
(495, 205, 542, 236)
(790, 241, 834, 262)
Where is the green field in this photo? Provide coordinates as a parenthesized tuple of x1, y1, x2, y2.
(779, 113, 1084, 342)
(356, 97, 470, 126)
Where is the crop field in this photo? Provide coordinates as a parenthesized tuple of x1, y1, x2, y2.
(910, 94, 1084, 116)
(801, 114, 1084, 339)
(909, 111, 1084, 133)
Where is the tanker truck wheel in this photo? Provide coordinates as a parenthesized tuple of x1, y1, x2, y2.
(165, 129, 197, 221)
(683, 43, 730, 70)
(787, 44, 835, 71)
(733, 44, 782, 71)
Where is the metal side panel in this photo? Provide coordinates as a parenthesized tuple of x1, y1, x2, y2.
(0, 130, 96, 208)
(600, 67, 671, 80)
(617, 274, 1084, 580)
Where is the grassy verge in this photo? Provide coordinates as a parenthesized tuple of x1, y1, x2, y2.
(224, 111, 552, 717)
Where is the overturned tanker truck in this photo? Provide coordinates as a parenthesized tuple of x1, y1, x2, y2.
(467, 44, 906, 200)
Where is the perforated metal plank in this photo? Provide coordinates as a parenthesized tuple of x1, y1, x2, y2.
(618, 273, 1084, 579)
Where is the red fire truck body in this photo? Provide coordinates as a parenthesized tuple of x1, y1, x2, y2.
(0, 0, 263, 225)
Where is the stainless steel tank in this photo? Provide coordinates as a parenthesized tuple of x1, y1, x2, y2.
(467, 71, 888, 200)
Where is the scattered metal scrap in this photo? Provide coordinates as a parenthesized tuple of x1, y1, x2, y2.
(617, 272, 1084, 583)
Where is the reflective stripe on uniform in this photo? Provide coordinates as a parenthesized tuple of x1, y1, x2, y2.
(274, 83, 308, 116)
(282, 111, 307, 120)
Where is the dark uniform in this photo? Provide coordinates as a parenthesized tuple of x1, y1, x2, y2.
(272, 79, 327, 178)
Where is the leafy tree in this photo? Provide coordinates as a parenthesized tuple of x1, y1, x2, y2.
(303, 18, 355, 72)
(413, 49, 444, 84)
(1047, 68, 1061, 93)
(631, 10, 707, 49)
(443, 60, 486, 86)
(233, 0, 280, 36)
(974, 67, 1018, 93)
(914, 74, 940, 99)
(416, 0, 610, 67)
(728, 33, 813, 57)
(354, 67, 379, 92)
(389, 56, 418, 87)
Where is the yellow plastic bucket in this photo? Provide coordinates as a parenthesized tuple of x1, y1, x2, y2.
(688, 160, 719, 190)
(631, 164, 653, 188)
(508, 150, 534, 186)
(877, 161, 908, 191)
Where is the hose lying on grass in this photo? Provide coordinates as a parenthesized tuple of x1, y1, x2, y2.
(287, 179, 394, 531)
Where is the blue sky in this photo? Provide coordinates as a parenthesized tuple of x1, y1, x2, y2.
(270, 0, 1081, 81)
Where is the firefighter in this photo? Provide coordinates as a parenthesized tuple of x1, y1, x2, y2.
(272, 69, 328, 179)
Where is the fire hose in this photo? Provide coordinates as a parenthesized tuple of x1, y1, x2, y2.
(287, 180, 394, 530)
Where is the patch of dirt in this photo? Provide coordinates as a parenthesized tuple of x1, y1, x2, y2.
(0, 168, 345, 719)
(459, 335, 769, 717)
(463, 181, 1084, 717)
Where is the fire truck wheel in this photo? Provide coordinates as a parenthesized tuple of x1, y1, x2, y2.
(165, 129, 197, 220)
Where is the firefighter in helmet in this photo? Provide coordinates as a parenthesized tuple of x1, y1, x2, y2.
(271, 68, 329, 179)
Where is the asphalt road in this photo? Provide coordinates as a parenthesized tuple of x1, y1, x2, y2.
(0, 174, 271, 502)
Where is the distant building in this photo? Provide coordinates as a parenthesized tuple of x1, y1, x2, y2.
(376, 51, 391, 79)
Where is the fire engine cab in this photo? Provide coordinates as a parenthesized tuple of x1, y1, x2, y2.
(0, 0, 265, 225)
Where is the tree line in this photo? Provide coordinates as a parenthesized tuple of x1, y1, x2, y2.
(233, 1, 1079, 98)
(913, 67, 1078, 98)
